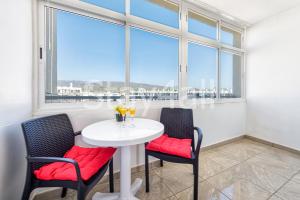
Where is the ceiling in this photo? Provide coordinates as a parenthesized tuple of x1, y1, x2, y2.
(192, 0, 300, 25)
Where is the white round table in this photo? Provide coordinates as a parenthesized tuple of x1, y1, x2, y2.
(82, 118, 164, 200)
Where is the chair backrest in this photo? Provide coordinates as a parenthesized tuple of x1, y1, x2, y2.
(160, 108, 194, 140)
(22, 114, 75, 169)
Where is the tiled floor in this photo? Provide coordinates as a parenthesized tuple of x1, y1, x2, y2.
(34, 138, 300, 200)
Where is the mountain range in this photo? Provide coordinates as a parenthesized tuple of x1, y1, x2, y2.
(57, 80, 174, 91)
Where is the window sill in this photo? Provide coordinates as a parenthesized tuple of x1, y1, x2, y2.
(34, 98, 246, 116)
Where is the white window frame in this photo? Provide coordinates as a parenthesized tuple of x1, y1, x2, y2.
(33, 0, 247, 113)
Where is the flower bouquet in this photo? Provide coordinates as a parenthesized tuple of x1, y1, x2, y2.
(114, 105, 127, 122)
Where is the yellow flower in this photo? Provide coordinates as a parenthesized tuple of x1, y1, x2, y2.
(114, 105, 125, 114)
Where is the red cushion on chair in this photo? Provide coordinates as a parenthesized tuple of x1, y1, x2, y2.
(146, 134, 192, 158)
(34, 146, 116, 181)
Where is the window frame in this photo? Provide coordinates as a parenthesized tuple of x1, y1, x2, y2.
(34, 0, 246, 112)
(187, 9, 218, 40)
(129, 26, 180, 101)
(220, 22, 243, 49)
(130, 0, 180, 29)
(219, 49, 243, 99)
(186, 41, 219, 99)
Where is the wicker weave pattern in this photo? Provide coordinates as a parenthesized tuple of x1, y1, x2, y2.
(22, 114, 75, 170)
(160, 108, 194, 139)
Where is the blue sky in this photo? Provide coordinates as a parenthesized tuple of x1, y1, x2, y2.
(130, 28, 178, 86)
(188, 43, 217, 89)
(82, 0, 125, 13)
(57, 0, 235, 88)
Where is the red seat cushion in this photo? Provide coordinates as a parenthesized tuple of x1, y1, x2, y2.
(146, 134, 192, 158)
(34, 146, 116, 181)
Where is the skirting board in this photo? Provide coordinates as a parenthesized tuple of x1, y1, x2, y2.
(200, 135, 245, 152)
(245, 135, 300, 155)
(202, 135, 300, 155)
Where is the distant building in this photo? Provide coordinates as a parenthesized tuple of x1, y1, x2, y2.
(57, 83, 82, 96)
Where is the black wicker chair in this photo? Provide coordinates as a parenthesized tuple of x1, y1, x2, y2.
(21, 114, 114, 200)
(145, 108, 203, 200)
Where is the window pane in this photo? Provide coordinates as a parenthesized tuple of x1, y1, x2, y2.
(188, 43, 217, 99)
(45, 9, 125, 103)
(220, 51, 242, 98)
(130, 28, 179, 101)
(221, 26, 242, 48)
(131, 0, 179, 28)
(81, 0, 125, 13)
(188, 11, 217, 39)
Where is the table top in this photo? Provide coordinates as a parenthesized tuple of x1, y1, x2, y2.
(82, 118, 164, 147)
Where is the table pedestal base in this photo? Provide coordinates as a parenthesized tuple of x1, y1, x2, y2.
(93, 146, 142, 200)
(92, 178, 142, 200)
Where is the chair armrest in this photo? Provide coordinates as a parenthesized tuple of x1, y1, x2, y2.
(74, 131, 82, 136)
(27, 156, 81, 181)
(194, 127, 203, 157)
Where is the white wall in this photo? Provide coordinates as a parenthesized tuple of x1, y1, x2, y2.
(246, 5, 300, 151)
(0, 0, 33, 199)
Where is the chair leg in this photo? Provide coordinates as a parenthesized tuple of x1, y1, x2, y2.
(77, 190, 85, 200)
(193, 164, 196, 175)
(22, 169, 32, 200)
(145, 152, 150, 193)
(109, 159, 114, 193)
(193, 162, 199, 200)
(61, 188, 67, 198)
(22, 183, 32, 200)
(160, 160, 163, 167)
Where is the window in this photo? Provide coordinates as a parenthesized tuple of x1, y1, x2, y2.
(130, 28, 179, 101)
(39, 0, 245, 107)
(221, 26, 242, 48)
(220, 51, 242, 98)
(45, 8, 125, 103)
(131, 0, 179, 28)
(81, 0, 125, 13)
(188, 11, 217, 40)
(188, 43, 217, 99)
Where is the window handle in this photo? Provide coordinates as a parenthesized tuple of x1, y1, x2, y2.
(40, 48, 43, 59)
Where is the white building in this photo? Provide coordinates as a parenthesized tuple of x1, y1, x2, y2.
(57, 83, 82, 96)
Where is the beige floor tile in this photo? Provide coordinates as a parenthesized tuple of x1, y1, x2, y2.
(208, 161, 288, 193)
(165, 196, 178, 200)
(276, 180, 300, 200)
(269, 195, 284, 200)
(86, 171, 174, 200)
(163, 161, 222, 182)
(32, 188, 76, 200)
(86, 182, 111, 200)
(256, 148, 300, 169)
(134, 172, 175, 200)
(237, 139, 273, 152)
(237, 161, 289, 192)
(201, 150, 241, 169)
(290, 173, 300, 184)
(154, 162, 196, 194)
(176, 181, 230, 200)
(247, 156, 299, 179)
(213, 142, 262, 162)
(207, 167, 272, 200)
(198, 152, 227, 180)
